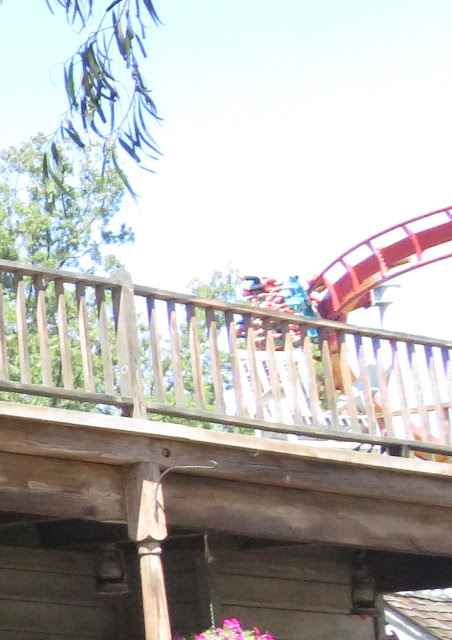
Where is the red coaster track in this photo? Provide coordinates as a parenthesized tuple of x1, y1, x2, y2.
(308, 205, 452, 320)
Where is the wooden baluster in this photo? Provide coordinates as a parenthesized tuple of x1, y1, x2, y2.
(76, 283, 95, 393)
(34, 276, 52, 387)
(0, 280, 9, 380)
(124, 462, 171, 640)
(407, 342, 430, 441)
(354, 334, 378, 434)
(206, 308, 226, 414)
(244, 316, 264, 421)
(186, 304, 206, 410)
(338, 332, 360, 432)
(302, 328, 322, 427)
(96, 286, 115, 395)
(147, 296, 165, 404)
(225, 311, 245, 417)
(319, 329, 338, 428)
(441, 347, 452, 445)
(372, 337, 394, 437)
(54, 279, 74, 389)
(282, 322, 303, 426)
(263, 318, 283, 423)
(390, 340, 411, 440)
(425, 345, 448, 444)
(113, 270, 146, 418)
(166, 301, 185, 408)
(14, 273, 31, 384)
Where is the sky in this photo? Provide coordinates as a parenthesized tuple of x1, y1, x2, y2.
(2, 1, 452, 338)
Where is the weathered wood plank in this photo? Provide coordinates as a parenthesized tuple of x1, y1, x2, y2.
(146, 296, 165, 404)
(14, 273, 31, 384)
(96, 286, 115, 395)
(244, 316, 264, 420)
(0, 545, 95, 575)
(0, 282, 9, 380)
(354, 334, 378, 434)
(283, 323, 303, 425)
(163, 474, 452, 556)
(166, 301, 185, 407)
(54, 279, 74, 389)
(76, 283, 95, 392)
(225, 311, 245, 417)
(372, 337, 394, 437)
(0, 416, 150, 464)
(186, 304, 206, 410)
(425, 345, 448, 443)
(0, 568, 102, 606)
(319, 330, 338, 427)
(152, 437, 452, 508)
(302, 330, 322, 426)
(263, 319, 283, 423)
(0, 451, 125, 522)
(390, 340, 411, 439)
(33, 276, 52, 387)
(0, 378, 126, 407)
(0, 600, 115, 636)
(4, 398, 452, 466)
(338, 332, 359, 431)
(206, 308, 226, 414)
(214, 549, 352, 584)
(216, 573, 351, 613)
(407, 342, 430, 440)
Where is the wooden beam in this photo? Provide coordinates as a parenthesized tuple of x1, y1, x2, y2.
(163, 474, 452, 557)
(149, 438, 452, 509)
(0, 416, 150, 465)
(3, 399, 452, 470)
(0, 452, 125, 522)
(124, 463, 171, 640)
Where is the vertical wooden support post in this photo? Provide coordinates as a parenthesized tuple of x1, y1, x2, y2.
(124, 462, 171, 640)
(113, 270, 146, 418)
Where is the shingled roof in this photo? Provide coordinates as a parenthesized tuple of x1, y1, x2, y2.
(385, 592, 452, 639)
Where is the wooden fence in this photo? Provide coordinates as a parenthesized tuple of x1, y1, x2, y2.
(0, 259, 450, 456)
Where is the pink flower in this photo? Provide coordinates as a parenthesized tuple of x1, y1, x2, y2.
(260, 634, 275, 640)
(195, 634, 208, 640)
(223, 620, 242, 631)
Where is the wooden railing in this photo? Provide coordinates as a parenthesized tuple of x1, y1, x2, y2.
(0, 259, 451, 457)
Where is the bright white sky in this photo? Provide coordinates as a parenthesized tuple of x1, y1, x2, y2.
(2, 0, 452, 338)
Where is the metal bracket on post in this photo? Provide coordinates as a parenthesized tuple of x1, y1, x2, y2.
(113, 269, 146, 419)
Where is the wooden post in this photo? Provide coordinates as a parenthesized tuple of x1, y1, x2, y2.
(113, 270, 146, 418)
(124, 462, 171, 640)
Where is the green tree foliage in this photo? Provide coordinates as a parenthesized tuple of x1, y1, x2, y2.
(188, 267, 242, 305)
(0, 133, 133, 271)
(0, 1, 162, 195)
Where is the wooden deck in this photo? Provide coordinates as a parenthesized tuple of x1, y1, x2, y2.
(0, 259, 450, 638)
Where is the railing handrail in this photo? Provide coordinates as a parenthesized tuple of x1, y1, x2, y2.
(0, 258, 121, 288)
(0, 256, 447, 348)
(133, 282, 452, 349)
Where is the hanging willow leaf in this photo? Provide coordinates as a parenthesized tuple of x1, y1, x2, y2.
(20, 0, 164, 194)
(64, 126, 86, 149)
(118, 137, 140, 162)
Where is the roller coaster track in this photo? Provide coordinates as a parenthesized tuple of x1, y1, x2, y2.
(308, 205, 452, 320)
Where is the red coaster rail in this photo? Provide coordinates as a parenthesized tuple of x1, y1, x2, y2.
(308, 205, 452, 320)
